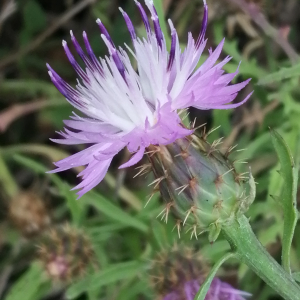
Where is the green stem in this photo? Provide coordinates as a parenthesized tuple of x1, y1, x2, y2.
(222, 215, 300, 300)
(0, 153, 18, 197)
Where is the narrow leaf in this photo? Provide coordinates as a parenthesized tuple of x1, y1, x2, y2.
(270, 129, 299, 274)
(194, 252, 237, 300)
(82, 191, 148, 232)
(4, 263, 45, 300)
(258, 63, 300, 85)
(66, 261, 146, 299)
(292, 272, 300, 283)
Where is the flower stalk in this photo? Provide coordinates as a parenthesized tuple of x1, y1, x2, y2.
(221, 215, 300, 300)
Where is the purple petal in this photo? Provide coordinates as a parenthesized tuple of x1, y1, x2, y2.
(82, 31, 104, 76)
(119, 146, 145, 169)
(134, 0, 151, 37)
(196, 0, 208, 49)
(167, 21, 177, 71)
(74, 159, 112, 198)
(62, 40, 89, 83)
(101, 35, 126, 80)
(198, 91, 253, 109)
(70, 31, 95, 71)
(145, 0, 163, 47)
(96, 19, 114, 46)
(119, 8, 136, 41)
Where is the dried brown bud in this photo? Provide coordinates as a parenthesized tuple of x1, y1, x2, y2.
(8, 191, 50, 237)
(37, 225, 97, 283)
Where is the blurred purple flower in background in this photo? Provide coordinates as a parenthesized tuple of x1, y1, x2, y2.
(47, 0, 251, 197)
(151, 247, 251, 300)
(163, 278, 251, 300)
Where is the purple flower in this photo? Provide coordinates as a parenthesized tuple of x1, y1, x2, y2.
(47, 0, 251, 197)
(163, 278, 251, 300)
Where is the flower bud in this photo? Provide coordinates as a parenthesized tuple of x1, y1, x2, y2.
(37, 225, 97, 283)
(147, 134, 255, 242)
(8, 191, 51, 237)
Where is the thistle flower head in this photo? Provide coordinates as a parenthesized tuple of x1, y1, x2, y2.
(8, 191, 50, 237)
(37, 225, 96, 282)
(48, 0, 251, 197)
(148, 133, 256, 242)
(150, 247, 250, 300)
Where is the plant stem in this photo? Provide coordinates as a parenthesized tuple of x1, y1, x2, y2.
(222, 215, 300, 300)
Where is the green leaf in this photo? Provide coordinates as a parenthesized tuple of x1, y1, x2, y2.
(258, 63, 300, 85)
(11, 153, 148, 231)
(292, 272, 300, 283)
(270, 129, 299, 274)
(4, 263, 45, 300)
(194, 252, 237, 300)
(13, 154, 147, 231)
(20, 0, 47, 45)
(82, 191, 148, 232)
(23, 1, 46, 34)
(212, 109, 232, 138)
(66, 261, 147, 299)
(0, 80, 63, 98)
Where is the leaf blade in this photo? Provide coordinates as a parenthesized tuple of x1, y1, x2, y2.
(258, 63, 300, 85)
(194, 252, 237, 300)
(270, 129, 299, 274)
(66, 261, 147, 299)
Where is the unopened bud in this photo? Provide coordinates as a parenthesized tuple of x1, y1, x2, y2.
(148, 134, 255, 242)
(8, 191, 51, 237)
(150, 246, 251, 300)
(37, 225, 97, 283)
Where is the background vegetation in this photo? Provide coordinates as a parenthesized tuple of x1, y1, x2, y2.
(0, 0, 300, 299)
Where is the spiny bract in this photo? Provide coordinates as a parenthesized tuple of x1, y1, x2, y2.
(147, 132, 256, 242)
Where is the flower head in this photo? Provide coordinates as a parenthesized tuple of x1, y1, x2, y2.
(163, 278, 251, 300)
(48, 0, 251, 197)
(150, 247, 251, 300)
(9, 191, 51, 237)
(37, 225, 97, 282)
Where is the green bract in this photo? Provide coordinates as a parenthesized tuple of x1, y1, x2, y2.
(148, 133, 256, 242)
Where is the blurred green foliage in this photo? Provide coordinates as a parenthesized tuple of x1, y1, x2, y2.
(0, 0, 300, 300)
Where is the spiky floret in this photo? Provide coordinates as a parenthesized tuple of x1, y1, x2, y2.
(37, 225, 97, 282)
(150, 246, 250, 300)
(8, 191, 51, 237)
(148, 133, 256, 242)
